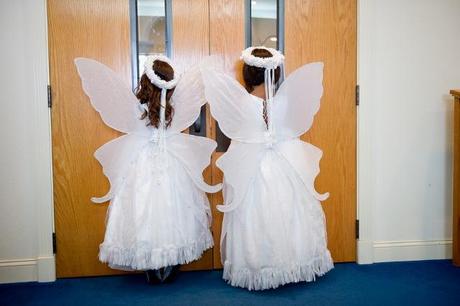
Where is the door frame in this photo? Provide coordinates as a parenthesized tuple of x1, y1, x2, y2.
(38, 0, 371, 281)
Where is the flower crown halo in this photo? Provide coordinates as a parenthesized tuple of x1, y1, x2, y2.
(143, 54, 179, 90)
(240, 46, 285, 69)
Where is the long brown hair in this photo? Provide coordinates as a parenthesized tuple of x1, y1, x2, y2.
(242, 48, 281, 93)
(135, 60, 175, 128)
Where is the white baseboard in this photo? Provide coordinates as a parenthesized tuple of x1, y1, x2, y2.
(37, 256, 56, 282)
(0, 240, 451, 283)
(372, 239, 452, 263)
(0, 256, 55, 284)
(357, 240, 374, 264)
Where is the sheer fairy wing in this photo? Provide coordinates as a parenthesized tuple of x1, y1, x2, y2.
(93, 132, 220, 203)
(91, 134, 148, 203)
(167, 133, 221, 193)
(201, 68, 266, 142)
(215, 142, 265, 212)
(275, 139, 329, 201)
(272, 62, 324, 139)
(75, 58, 145, 134)
(168, 65, 206, 133)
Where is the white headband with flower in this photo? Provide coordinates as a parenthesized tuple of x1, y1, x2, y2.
(143, 54, 179, 89)
(240, 46, 285, 69)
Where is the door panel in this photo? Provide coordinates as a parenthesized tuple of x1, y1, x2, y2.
(49, 0, 215, 277)
(209, 0, 246, 268)
(285, 0, 357, 261)
(207, 0, 357, 265)
(171, 0, 213, 270)
(48, 0, 131, 277)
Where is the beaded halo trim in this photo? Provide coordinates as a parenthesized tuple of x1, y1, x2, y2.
(240, 46, 284, 69)
(143, 54, 178, 89)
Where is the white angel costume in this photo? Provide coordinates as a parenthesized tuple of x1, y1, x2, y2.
(201, 47, 333, 290)
(75, 55, 221, 271)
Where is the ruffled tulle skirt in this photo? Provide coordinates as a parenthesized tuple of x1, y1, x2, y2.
(99, 145, 213, 271)
(221, 149, 333, 290)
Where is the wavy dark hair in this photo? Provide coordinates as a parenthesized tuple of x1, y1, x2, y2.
(242, 48, 281, 93)
(135, 60, 175, 128)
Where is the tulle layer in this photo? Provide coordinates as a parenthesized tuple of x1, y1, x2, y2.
(99, 231, 213, 271)
(99, 144, 213, 271)
(220, 148, 333, 290)
(223, 251, 334, 291)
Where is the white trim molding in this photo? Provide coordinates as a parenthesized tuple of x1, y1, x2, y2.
(356, 0, 377, 265)
(357, 240, 374, 264)
(29, 0, 55, 275)
(373, 240, 452, 263)
(359, 239, 452, 264)
(0, 256, 55, 284)
(28, 0, 56, 283)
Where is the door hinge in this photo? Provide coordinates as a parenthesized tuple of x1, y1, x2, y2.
(47, 85, 52, 108)
(355, 219, 360, 239)
(52, 232, 57, 254)
(355, 84, 360, 106)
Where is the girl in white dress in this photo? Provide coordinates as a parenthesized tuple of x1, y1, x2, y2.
(74, 55, 221, 281)
(201, 47, 333, 290)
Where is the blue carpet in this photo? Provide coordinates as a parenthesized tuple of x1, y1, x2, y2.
(1, 260, 459, 306)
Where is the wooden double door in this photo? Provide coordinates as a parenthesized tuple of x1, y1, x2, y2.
(48, 0, 357, 277)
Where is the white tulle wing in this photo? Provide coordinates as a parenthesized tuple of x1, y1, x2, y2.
(216, 142, 265, 212)
(167, 133, 221, 193)
(74, 58, 145, 134)
(201, 68, 266, 142)
(272, 62, 324, 139)
(92, 134, 148, 203)
(169, 65, 206, 133)
(275, 139, 329, 201)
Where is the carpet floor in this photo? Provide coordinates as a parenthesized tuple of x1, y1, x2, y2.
(1, 260, 459, 306)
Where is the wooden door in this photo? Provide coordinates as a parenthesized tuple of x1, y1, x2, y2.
(285, 0, 357, 262)
(207, 0, 357, 264)
(208, 0, 246, 268)
(48, 0, 132, 277)
(49, 0, 356, 277)
(48, 0, 214, 277)
(170, 0, 214, 271)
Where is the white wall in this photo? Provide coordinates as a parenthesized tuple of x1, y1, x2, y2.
(0, 0, 55, 282)
(358, 0, 460, 263)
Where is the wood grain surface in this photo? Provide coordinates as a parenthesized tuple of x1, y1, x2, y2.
(172, 0, 214, 270)
(209, 0, 246, 268)
(48, 0, 132, 277)
(49, 0, 358, 277)
(285, 0, 357, 261)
